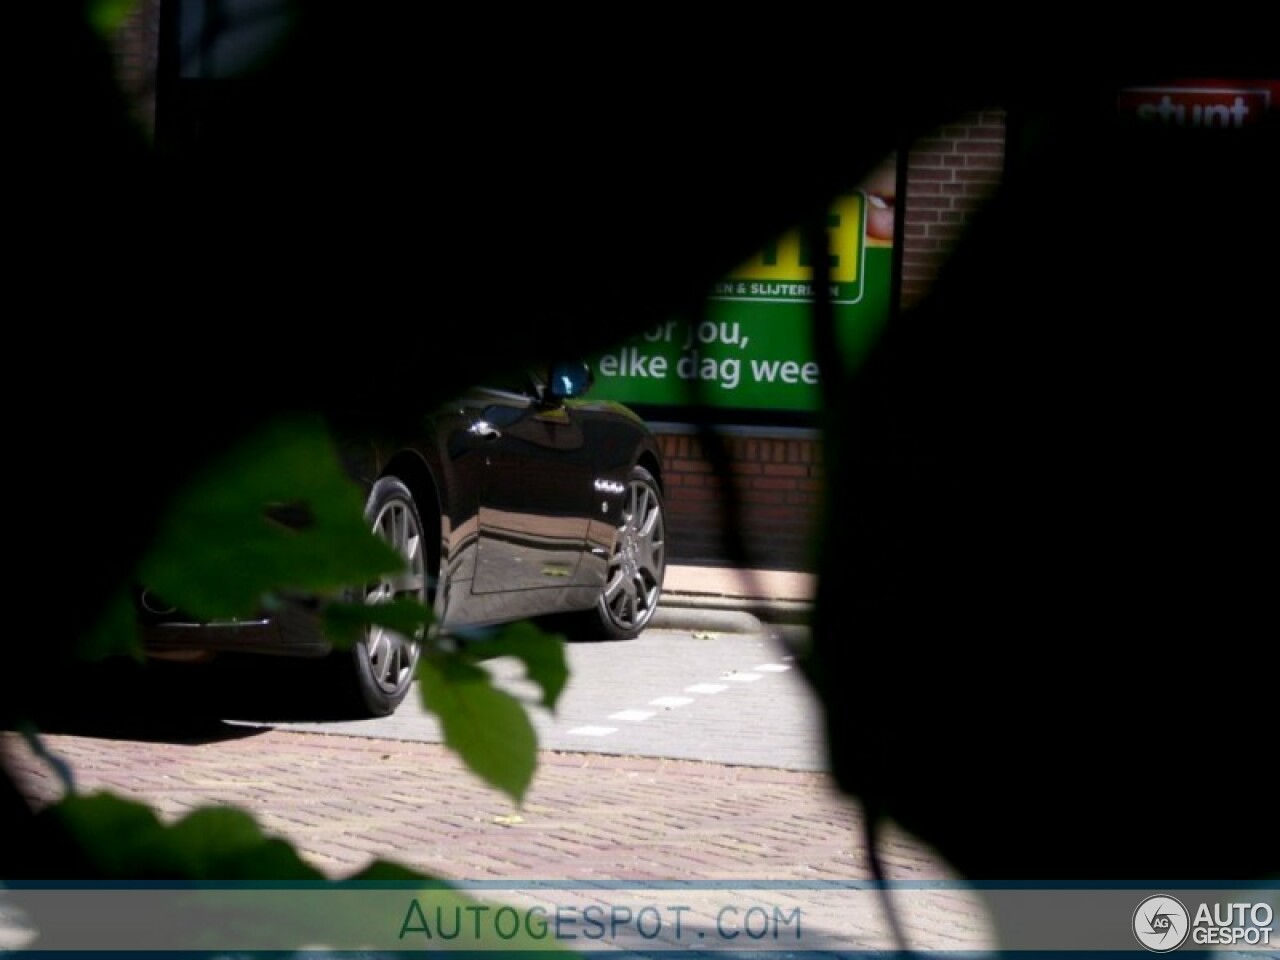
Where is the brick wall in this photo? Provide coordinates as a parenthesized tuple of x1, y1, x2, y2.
(655, 429, 824, 571)
(901, 109, 1007, 309)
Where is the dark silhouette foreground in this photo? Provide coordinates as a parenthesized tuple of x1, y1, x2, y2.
(10, 12, 1278, 899)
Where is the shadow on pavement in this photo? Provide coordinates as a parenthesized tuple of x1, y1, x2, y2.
(16, 654, 365, 743)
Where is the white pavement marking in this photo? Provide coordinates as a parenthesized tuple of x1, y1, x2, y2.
(565, 650, 795, 745)
(649, 696, 695, 708)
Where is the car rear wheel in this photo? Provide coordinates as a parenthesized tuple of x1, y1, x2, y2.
(574, 465, 666, 641)
(348, 476, 427, 716)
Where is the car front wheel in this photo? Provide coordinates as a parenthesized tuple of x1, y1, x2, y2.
(348, 477, 427, 716)
(581, 465, 666, 641)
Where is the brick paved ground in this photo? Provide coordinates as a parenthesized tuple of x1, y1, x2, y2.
(1, 728, 996, 951)
(4, 729, 949, 882)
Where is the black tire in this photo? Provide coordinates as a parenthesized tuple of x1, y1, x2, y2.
(568, 465, 666, 642)
(345, 476, 428, 716)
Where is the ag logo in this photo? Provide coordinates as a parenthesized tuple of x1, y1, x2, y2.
(1133, 895, 1190, 952)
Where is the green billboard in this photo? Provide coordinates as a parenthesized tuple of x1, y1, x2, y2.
(588, 174, 896, 414)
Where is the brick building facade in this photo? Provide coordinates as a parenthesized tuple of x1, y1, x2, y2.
(109, 8, 1007, 572)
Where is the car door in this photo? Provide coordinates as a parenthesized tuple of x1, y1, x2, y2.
(459, 385, 595, 596)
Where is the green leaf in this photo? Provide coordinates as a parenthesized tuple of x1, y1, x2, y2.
(37, 797, 573, 954)
(350, 859, 436, 882)
(163, 807, 322, 880)
(43, 792, 164, 877)
(417, 655, 537, 807)
(88, 0, 138, 37)
(76, 585, 144, 661)
(322, 597, 433, 651)
(137, 415, 403, 620)
(465, 620, 569, 711)
(46, 794, 322, 880)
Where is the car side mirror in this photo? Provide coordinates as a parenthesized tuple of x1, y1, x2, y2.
(546, 361, 593, 401)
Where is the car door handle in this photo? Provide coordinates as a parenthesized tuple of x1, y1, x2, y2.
(468, 420, 502, 440)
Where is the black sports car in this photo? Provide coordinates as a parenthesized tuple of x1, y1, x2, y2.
(136, 362, 667, 716)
